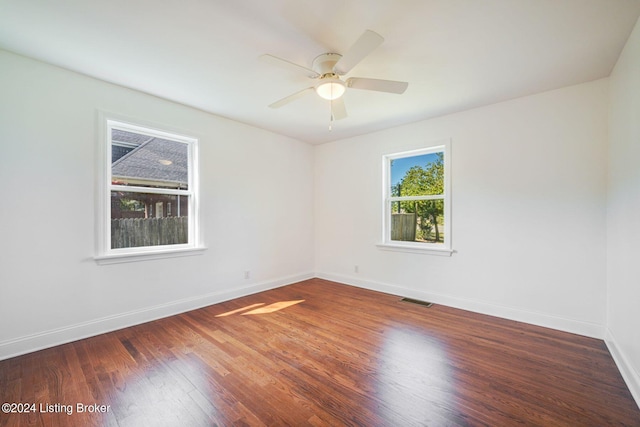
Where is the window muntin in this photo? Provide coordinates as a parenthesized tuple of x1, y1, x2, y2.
(105, 120, 198, 253)
(383, 143, 451, 252)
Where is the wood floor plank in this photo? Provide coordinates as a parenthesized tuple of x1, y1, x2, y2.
(1, 278, 638, 426)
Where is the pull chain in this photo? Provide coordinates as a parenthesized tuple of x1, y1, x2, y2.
(329, 99, 333, 131)
(328, 83, 334, 131)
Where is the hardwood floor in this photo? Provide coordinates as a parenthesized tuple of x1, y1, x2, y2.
(1, 278, 638, 426)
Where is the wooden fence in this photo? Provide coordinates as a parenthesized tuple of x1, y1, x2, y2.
(391, 213, 416, 241)
(111, 217, 188, 249)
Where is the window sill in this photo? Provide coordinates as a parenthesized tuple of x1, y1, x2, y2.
(94, 246, 207, 265)
(376, 242, 454, 256)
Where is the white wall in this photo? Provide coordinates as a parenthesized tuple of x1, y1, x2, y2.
(607, 16, 640, 404)
(0, 50, 314, 359)
(315, 79, 609, 338)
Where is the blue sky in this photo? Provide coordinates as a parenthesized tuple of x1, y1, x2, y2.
(391, 153, 439, 186)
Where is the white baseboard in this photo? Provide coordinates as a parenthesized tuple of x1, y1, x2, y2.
(0, 272, 314, 361)
(605, 329, 640, 409)
(315, 272, 605, 339)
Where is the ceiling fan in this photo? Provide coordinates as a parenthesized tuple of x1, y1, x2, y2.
(261, 30, 408, 121)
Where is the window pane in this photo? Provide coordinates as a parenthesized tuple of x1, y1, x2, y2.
(111, 129, 189, 190)
(390, 152, 443, 197)
(390, 199, 444, 244)
(111, 191, 188, 249)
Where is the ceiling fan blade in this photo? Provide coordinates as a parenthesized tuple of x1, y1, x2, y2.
(268, 87, 315, 109)
(331, 97, 347, 121)
(260, 54, 320, 78)
(333, 30, 384, 75)
(346, 77, 408, 94)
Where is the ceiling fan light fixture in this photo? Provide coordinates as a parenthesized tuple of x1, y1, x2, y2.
(315, 78, 346, 100)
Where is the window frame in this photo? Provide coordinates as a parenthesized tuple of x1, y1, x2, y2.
(378, 140, 453, 256)
(95, 115, 204, 264)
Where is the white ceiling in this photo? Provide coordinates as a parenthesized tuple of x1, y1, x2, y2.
(1, 0, 639, 144)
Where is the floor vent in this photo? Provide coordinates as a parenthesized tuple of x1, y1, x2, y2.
(400, 297, 433, 308)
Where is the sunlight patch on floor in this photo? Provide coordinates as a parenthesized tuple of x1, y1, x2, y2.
(242, 300, 305, 315)
(215, 303, 265, 317)
(215, 300, 305, 317)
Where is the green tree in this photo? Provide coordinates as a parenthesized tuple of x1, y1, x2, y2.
(397, 153, 444, 242)
(119, 197, 144, 212)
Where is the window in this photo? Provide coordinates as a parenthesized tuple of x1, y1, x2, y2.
(96, 118, 202, 263)
(380, 141, 452, 255)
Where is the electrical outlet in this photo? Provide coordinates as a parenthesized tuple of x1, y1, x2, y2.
(354, 265, 359, 273)
(244, 270, 250, 279)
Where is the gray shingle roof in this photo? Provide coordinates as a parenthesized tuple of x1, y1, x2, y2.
(112, 136, 188, 188)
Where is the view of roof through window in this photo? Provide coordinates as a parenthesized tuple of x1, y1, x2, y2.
(111, 129, 189, 190)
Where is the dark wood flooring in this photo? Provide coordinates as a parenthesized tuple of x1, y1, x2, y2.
(1, 278, 638, 426)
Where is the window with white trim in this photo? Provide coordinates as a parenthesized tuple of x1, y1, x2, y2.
(96, 119, 200, 262)
(381, 141, 451, 254)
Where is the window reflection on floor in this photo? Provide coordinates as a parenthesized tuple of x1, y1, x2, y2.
(377, 327, 455, 423)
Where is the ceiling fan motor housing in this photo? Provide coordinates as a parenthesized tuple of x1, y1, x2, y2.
(312, 53, 343, 75)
